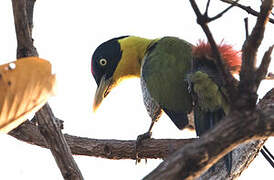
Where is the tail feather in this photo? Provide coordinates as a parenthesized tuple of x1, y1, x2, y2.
(163, 108, 189, 130)
(194, 108, 232, 174)
(194, 109, 211, 136)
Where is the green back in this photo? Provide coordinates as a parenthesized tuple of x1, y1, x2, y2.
(190, 71, 229, 114)
(142, 37, 193, 113)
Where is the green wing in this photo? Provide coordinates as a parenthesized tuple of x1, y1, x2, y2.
(141, 37, 193, 128)
(190, 69, 231, 173)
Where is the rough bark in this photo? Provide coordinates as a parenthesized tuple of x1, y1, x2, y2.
(11, 0, 38, 58)
(143, 89, 274, 180)
(8, 88, 274, 179)
(11, 0, 83, 179)
(9, 121, 194, 159)
(35, 104, 84, 180)
(239, 0, 273, 107)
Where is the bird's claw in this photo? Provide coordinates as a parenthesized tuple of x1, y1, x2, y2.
(135, 132, 152, 164)
(137, 132, 152, 145)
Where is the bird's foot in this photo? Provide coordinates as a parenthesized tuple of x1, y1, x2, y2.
(137, 132, 152, 145)
(135, 132, 152, 164)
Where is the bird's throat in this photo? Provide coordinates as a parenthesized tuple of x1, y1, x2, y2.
(112, 36, 156, 84)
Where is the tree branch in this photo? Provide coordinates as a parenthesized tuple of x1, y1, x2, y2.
(256, 45, 274, 87)
(144, 1, 274, 179)
(25, 0, 36, 37)
(208, 0, 239, 22)
(35, 104, 84, 179)
(238, 0, 273, 108)
(11, 0, 38, 58)
(7, 88, 274, 179)
(9, 121, 194, 159)
(220, 0, 274, 24)
(205, 0, 211, 17)
(189, 0, 239, 103)
(11, 0, 83, 179)
(144, 89, 274, 180)
(244, 17, 249, 39)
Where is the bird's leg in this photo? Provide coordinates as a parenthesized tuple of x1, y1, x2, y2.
(135, 120, 155, 163)
(137, 121, 154, 143)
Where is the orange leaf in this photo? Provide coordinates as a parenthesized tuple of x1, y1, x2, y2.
(0, 57, 56, 133)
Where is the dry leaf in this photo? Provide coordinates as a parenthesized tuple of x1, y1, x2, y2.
(0, 57, 56, 133)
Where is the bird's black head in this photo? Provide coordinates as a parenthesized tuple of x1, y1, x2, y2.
(91, 36, 129, 85)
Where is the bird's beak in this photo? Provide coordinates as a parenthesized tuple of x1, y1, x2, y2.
(93, 75, 113, 112)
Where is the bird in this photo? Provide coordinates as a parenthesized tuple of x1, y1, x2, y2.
(189, 41, 242, 174)
(91, 36, 274, 173)
(91, 36, 193, 160)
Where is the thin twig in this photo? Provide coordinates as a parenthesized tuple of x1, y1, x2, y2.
(209, 0, 239, 22)
(255, 45, 274, 87)
(261, 146, 274, 168)
(244, 17, 249, 39)
(205, 0, 211, 16)
(189, 0, 239, 102)
(220, 0, 274, 24)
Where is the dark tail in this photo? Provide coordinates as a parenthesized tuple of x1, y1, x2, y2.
(163, 108, 189, 130)
(194, 108, 233, 174)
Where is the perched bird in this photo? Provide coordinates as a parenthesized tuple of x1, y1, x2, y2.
(189, 41, 242, 174)
(92, 36, 193, 142)
(91, 36, 273, 173)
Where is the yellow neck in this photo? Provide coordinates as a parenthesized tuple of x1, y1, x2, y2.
(112, 36, 156, 84)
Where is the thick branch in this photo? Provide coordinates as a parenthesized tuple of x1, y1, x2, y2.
(145, 2, 274, 179)
(239, 0, 273, 103)
(9, 120, 194, 159)
(8, 88, 274, 180)
(199, 139, 266, 180)
(11, 0, 83, 179)
(220, 0, 274, 24)
(11, 0, 38, 58)
(144, 89, 274, 180)
(35, 104, 84, 180)
(25, 0, 36, 37)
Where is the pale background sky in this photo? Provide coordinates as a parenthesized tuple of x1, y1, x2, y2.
(0, 0, 273, 179)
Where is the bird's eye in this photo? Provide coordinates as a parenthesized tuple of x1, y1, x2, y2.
(99, 58, 107, 66)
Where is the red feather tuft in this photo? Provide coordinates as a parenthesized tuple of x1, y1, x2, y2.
(192, 40, 242, 74)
